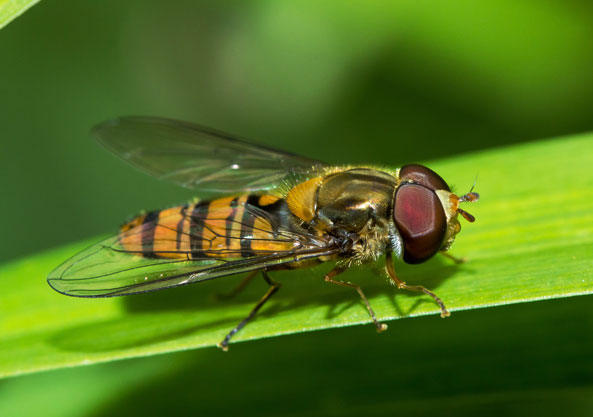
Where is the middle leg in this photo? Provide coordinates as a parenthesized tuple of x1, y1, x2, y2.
(324, 265, 388, 332)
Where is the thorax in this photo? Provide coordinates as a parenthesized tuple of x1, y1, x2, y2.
(286, 168, 398, 261)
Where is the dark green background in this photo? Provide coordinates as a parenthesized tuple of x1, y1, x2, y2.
(2, 1, 593, 415)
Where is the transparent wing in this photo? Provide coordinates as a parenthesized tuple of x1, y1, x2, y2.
(47, 203, 337, 297)
(93, 116, 327, 193)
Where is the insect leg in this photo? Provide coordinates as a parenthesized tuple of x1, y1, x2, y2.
(216, 270, 259, 300)
(440, 251, 466, 264)
(217, 270, 281, 351)
(324, 265, 388, 332)
(385, 251, 450, 318)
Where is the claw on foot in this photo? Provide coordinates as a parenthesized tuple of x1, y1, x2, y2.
(377, 323, 388, 333)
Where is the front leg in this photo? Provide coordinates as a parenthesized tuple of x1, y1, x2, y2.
(385, 251, 450, 318)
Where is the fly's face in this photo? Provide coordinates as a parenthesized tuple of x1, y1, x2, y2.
(393, 164, 479, 264)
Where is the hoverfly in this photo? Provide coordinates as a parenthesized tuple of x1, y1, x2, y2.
(48, 116, 479, 351)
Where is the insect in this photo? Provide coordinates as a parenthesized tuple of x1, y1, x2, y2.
(48, 116, 479, 351)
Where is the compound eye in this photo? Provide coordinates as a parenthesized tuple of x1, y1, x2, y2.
(394, 184, 447, 264)
(400, 164, 450, 191)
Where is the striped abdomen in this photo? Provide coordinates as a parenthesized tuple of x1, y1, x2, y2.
(119, 194, 299, 259)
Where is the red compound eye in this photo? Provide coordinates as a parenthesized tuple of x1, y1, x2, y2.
(400, 164, 450, 191)
(394, 183, 447, 264)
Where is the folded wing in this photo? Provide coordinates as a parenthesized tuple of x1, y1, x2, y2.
(48, 200, 337, 297)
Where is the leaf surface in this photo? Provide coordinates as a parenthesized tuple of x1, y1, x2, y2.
(1, 133, 592, 378)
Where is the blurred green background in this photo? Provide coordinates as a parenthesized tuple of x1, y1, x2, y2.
(2, 0, 593, 415)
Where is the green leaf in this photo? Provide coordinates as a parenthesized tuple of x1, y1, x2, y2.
(0, 0, 40, 30)
(1, 133, 593, 378)
(2, 296, 593, 416)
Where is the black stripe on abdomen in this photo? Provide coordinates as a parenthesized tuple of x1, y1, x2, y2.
(240, 194, 260, 257)
(141, 210, 160, 258)
(190, 201, 210, 259)
(176, 204, 189, 250)
(225, 197, 239, 249)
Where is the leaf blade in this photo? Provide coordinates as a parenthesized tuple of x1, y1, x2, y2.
(0, 0, 40, 30)
(1, 133, 593, 378)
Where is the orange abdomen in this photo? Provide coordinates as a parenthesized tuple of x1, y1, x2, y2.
(119, 194, 297, 259)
